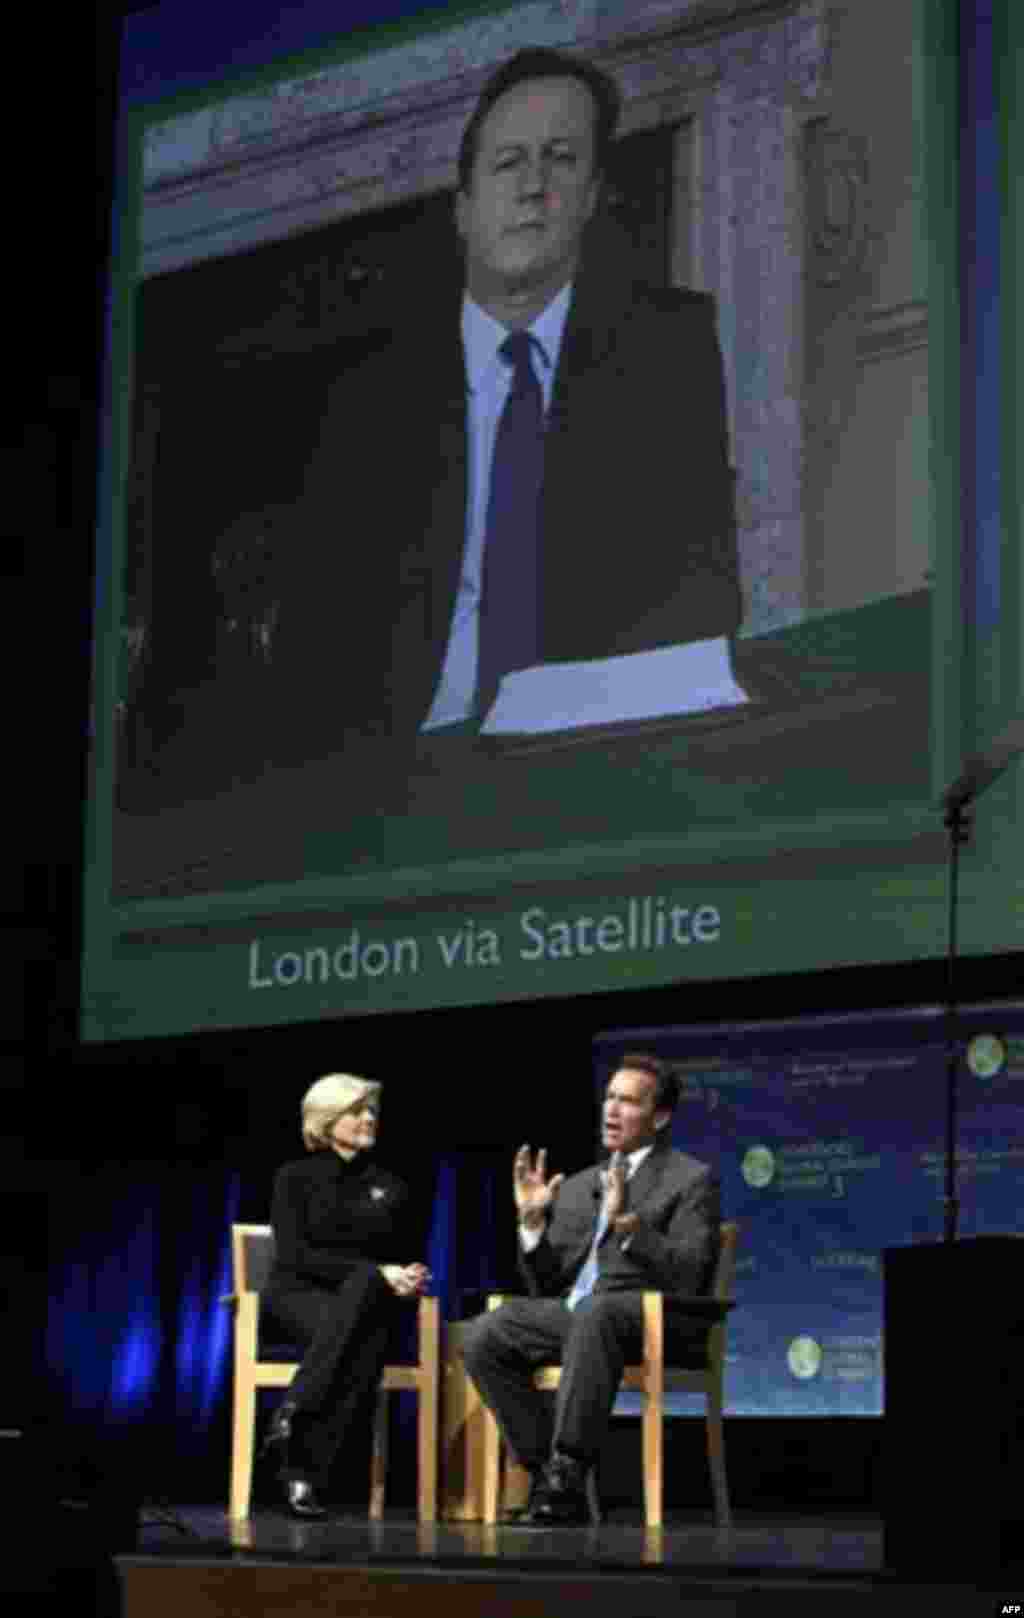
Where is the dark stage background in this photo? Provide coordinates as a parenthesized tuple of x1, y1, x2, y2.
(9, 0, 1022, 1519)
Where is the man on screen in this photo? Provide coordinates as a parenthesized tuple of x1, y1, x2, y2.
(461, 1054, 719, 1525)
(271, 46, 742, 757)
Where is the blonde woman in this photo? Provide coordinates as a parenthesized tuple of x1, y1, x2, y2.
(261, 1074, 430, 1518)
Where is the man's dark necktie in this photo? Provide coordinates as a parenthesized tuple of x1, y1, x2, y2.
(476, 331, 545, 717)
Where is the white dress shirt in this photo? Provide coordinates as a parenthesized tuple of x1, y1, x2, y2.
(421, 284, 573, 730)
(518, 1143, 655, 1255)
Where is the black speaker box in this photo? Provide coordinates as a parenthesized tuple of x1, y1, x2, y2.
(883, 1237, 1024, 1574)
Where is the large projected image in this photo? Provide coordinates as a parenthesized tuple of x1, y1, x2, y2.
(595, 1004, 1024, 1416)
(83, 0, 974, 1040)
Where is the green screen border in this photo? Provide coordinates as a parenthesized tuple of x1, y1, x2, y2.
(997, 0, 1023, 728)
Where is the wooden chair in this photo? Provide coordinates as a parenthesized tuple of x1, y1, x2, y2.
(481, 1220, 739, 1530)
(224, 1223, 440, 1521)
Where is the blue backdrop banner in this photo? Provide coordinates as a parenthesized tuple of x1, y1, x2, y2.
(594, 1002, 1024, 1416)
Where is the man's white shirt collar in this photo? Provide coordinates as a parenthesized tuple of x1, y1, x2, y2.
(614, 1143, 655, 1179)
(461, 281, 573, 395)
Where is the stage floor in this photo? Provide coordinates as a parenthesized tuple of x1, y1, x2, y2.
(140, 1504, 884, 1574)
(117, 1506, 1022, 1617)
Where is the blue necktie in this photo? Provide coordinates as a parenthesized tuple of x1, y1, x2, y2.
(566, 1197, 609, 1311)
(476, 332, 545, 716)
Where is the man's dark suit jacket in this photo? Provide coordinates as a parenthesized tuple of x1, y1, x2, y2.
(519, 1139, 720, 1302)
(270, 260, 741, 763)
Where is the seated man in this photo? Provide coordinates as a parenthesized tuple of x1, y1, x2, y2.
(462, 1053, 719, 1524)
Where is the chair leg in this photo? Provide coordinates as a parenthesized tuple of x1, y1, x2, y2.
(230, 1374, 255, 1520)
(417, 1296, 439, 1524)
(505, 1457, 531, 1513)
(640, 1291, 664, 1531)
(705, 1388, 732, 1531)
(641, 1387, 663, 1530)
(481, 1404, 502, 1525)
(370, 1391, 388, 1520)
(417, 1382, 438, 1524)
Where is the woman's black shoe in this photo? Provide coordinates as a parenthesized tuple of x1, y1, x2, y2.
(260, 1399, 298, 1461)
(284, 1479, 326, 1520)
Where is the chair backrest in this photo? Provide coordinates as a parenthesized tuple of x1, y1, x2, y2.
(699, 1221, 739, 1379)
(232, 1223, 276, 1294)
(230, 1220, 738, 1306)
(712, 1221, 740, 1300)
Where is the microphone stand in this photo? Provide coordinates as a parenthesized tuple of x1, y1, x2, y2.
(939, 794, 970, 1244)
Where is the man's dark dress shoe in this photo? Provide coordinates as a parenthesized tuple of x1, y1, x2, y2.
(284, 1479, 326, 1520)
(519, 1452, 590, 1527)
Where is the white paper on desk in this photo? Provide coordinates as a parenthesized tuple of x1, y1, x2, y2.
(480, 637, 749, 736)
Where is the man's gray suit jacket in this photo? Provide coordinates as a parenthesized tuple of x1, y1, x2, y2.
(269, 260, 741, 762)
(519, 1141, 719, 1303)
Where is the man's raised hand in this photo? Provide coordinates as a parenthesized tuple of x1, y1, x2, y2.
(513, 1145, 565, 1230)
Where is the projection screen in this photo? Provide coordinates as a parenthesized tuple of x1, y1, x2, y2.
(80, 0, 1022, 1041)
